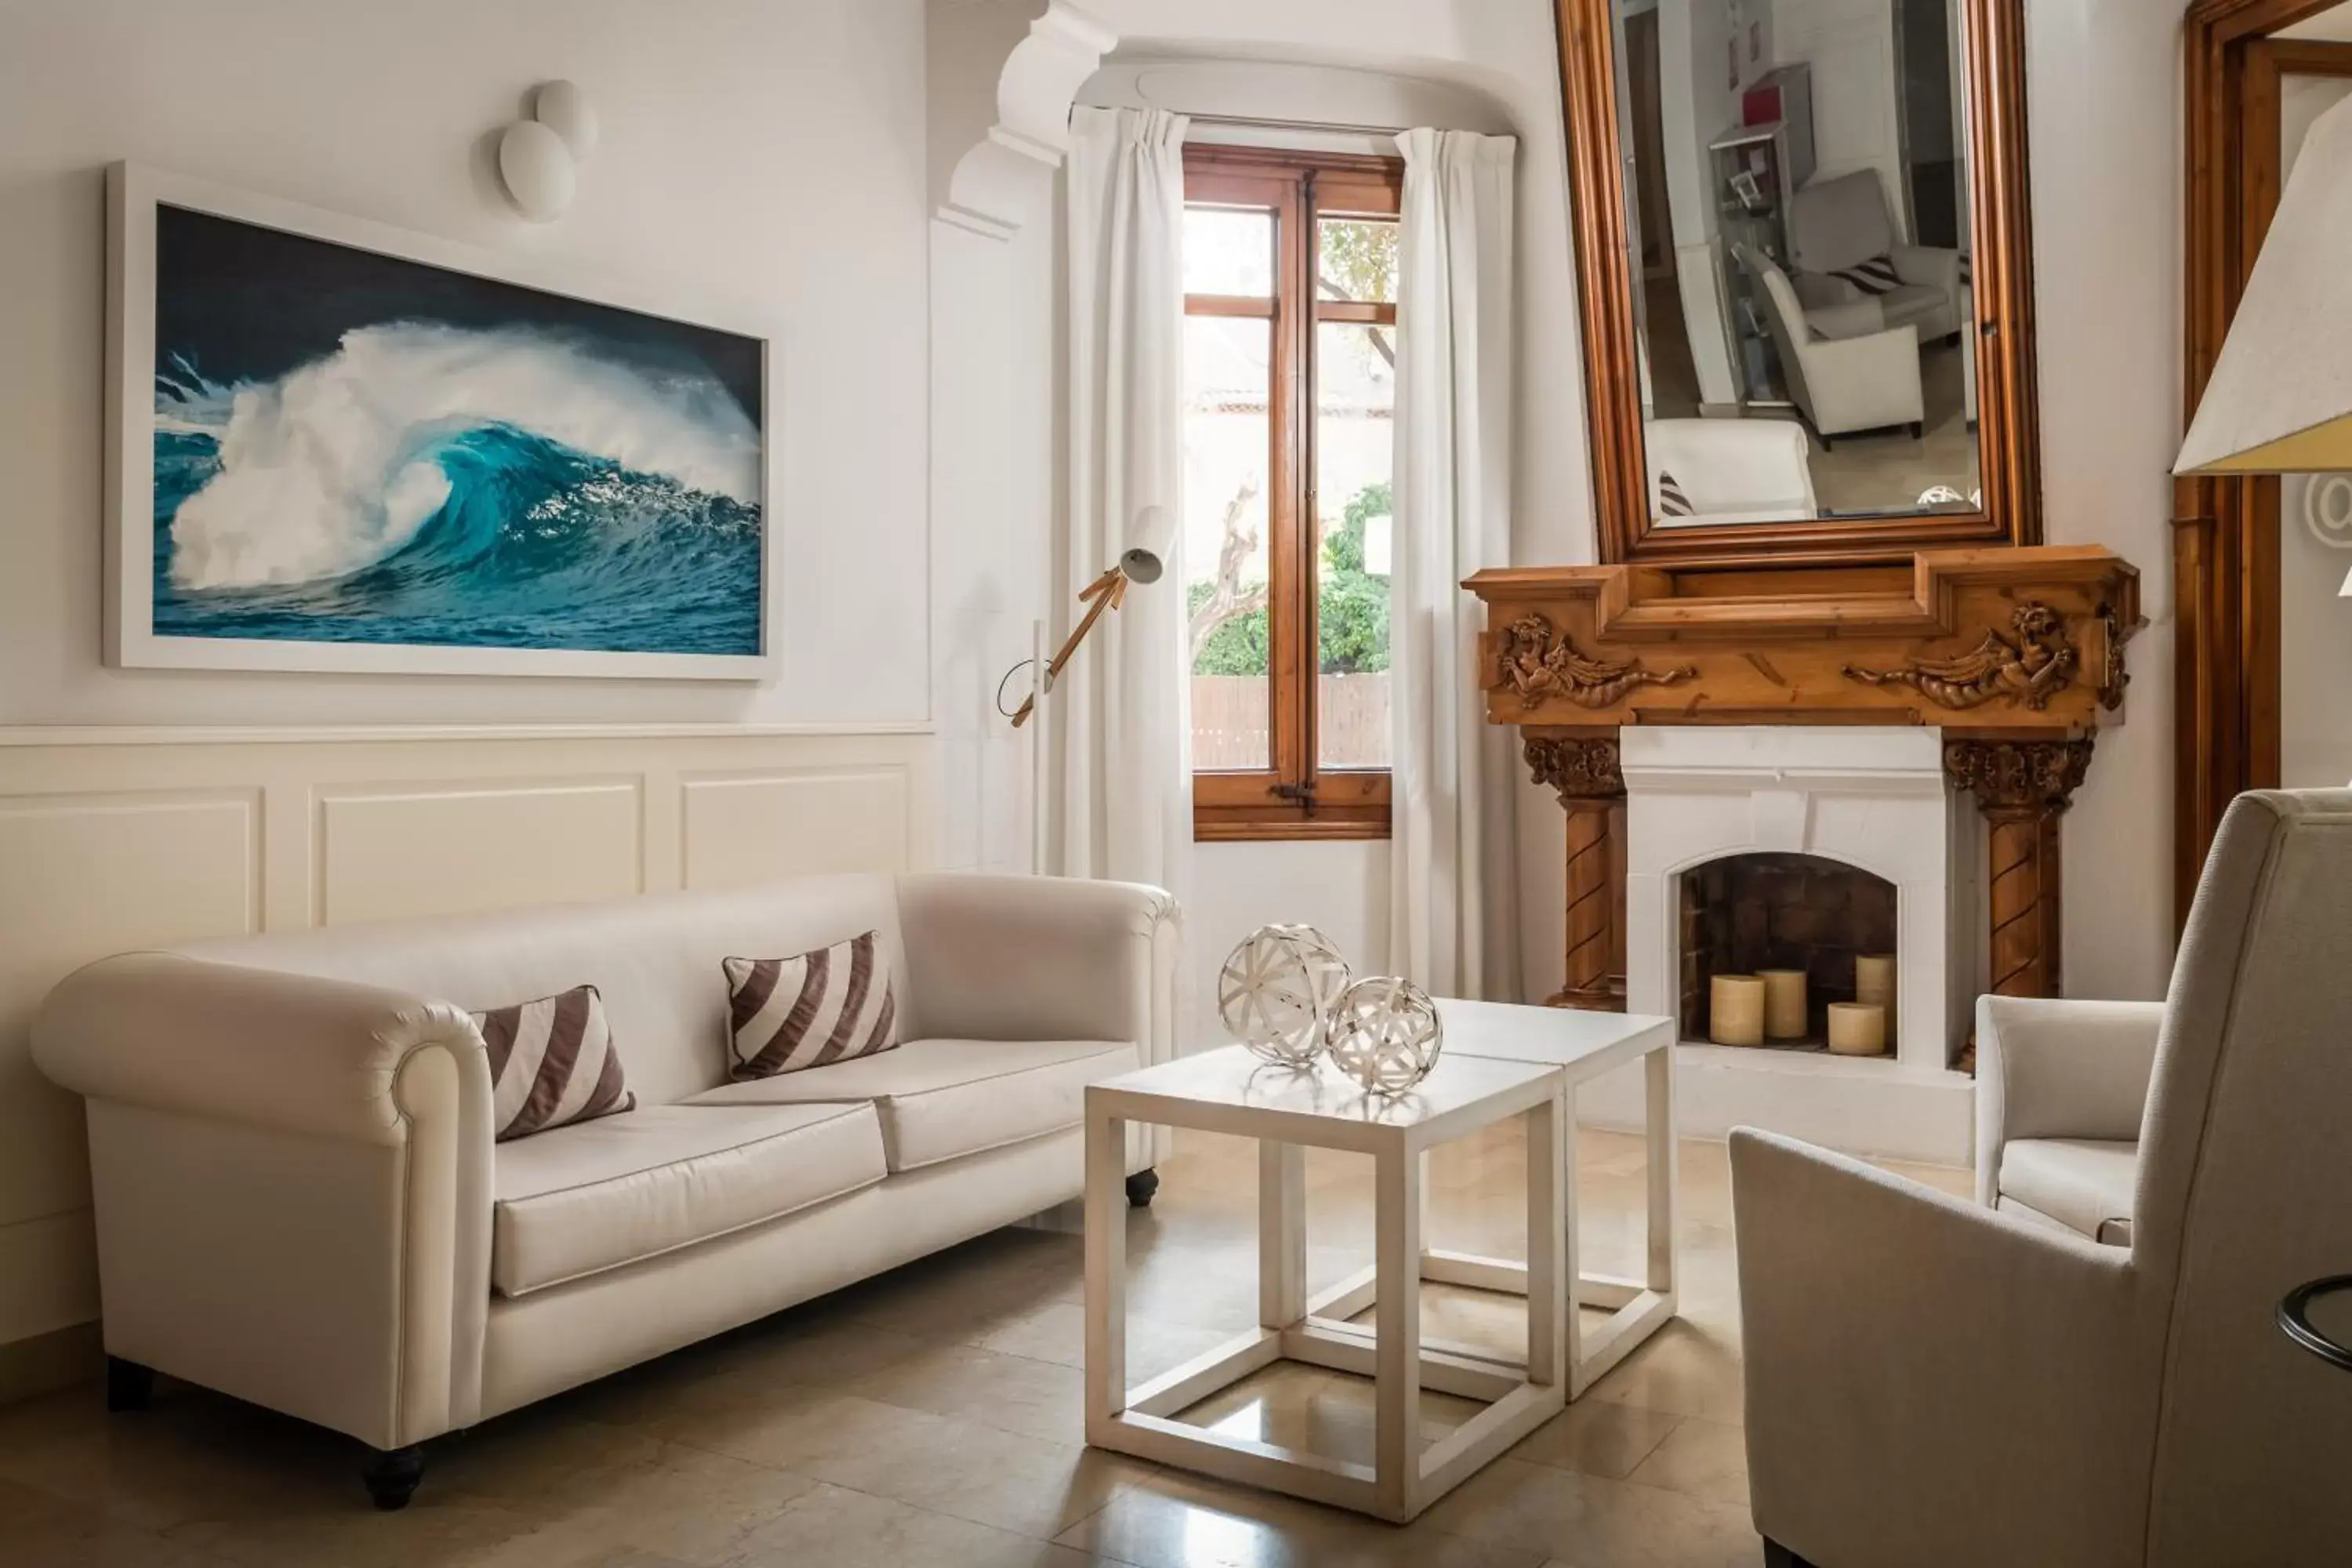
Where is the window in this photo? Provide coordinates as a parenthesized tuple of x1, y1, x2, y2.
(1182, 146, 1401, 841)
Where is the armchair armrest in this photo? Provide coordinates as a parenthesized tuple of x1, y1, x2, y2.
(1891, 243, 1962, 293)
(34, 953, 488, 1145)
(895, 874, 1180, 1064)
(1731, 1129, 2162, 1568)
(1798, 322, 1924, 433)
(1975, 995, 2164, 1206)
(1805, 296, 1888, 342)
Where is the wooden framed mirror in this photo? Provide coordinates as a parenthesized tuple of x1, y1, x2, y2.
(1555, 0, 2042, 565)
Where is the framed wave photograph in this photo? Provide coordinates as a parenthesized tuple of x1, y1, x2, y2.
(106, 162, 774, 679)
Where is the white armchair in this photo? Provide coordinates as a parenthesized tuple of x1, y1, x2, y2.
(1786, 169, 1968, 343)
(1748, 251, 1925, 448)
(1975, 995, 2163, 1243)
(1733, 789, 2352, 1567)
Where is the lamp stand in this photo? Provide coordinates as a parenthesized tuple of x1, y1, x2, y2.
(1010, 564, 1131, 729)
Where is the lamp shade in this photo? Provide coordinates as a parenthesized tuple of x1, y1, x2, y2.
(1120, 503, 1175, 584)
(2176, 94, 2352, 475)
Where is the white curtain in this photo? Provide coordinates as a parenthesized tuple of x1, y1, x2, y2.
(1050, 106, 1192, 904)
(1388, 128, 1520, 1000)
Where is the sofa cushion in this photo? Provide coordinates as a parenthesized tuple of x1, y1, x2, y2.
(724, 930, 900, 1079)
(473, 984, 635, 1142)
(685, 1036, 1136, 1172)
(1998, 1137, 2138, 1247)
(491, 1102, 886, 1297)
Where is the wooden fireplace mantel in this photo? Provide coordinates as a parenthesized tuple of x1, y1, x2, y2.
(1465, 546, 2142, 1034)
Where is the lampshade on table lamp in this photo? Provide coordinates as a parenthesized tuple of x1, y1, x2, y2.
(2176, 95, 2352, 481)
(1007, 504, 1176, 728)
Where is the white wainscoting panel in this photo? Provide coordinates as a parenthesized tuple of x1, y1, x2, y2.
(315, 779, 645, 924)
(681, 768, 912, 889)
(0, 724, 935, 1354)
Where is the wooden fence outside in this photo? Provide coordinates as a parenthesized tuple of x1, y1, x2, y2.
(1191, 673, 1392, 771)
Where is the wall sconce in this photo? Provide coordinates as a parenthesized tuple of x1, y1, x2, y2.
(497, 81, 599, 222)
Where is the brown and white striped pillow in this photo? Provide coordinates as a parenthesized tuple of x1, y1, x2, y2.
(1658, 470, 1696, 518)
(724, 931, 900, 1080)
(472, 985, 635, 1142)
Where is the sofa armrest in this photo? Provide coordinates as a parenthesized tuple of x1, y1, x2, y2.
(1975, 994, 2164, 1206)
(34, 953, 488, 1145)
(34, 953, 495, 1448)
(1731, 1129, 2161, 1568)
(895, 874, 1180, 1065)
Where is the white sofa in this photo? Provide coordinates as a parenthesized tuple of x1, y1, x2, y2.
(32, 872, 1178, 1508)
(1646, 417, 1820, 524)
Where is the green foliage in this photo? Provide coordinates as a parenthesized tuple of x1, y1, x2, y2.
(1319, 221, 1399, 306)
(1186, 478, 1394, 679)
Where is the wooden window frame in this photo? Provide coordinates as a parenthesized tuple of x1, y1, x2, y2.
(1184, 145, 1403, 843)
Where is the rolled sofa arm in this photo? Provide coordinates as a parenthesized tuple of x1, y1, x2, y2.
(35, 953, 488, 1145)
(33, 953, 495, 1450)
(1975, 994, 2164, 1207)
(1731, 1129, 2160, 1568)
(895, 873, 1180, 1065)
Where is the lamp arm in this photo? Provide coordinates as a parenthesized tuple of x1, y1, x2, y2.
(1009, 566, 1130, 728)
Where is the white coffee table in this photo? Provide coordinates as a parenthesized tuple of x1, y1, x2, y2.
(1083, 1044, 1568, 1523)
(1436, 1000, 1679, 1396)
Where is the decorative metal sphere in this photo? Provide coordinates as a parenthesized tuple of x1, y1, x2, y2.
(1325, 976, 1444, 1096)
(1218, 924, 1352, 1066)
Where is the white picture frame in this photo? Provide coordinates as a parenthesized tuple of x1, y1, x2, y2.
(107, 162, 777, 681)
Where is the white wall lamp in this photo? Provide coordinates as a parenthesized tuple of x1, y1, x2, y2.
(497, 81, 599, 223)
(996, 505, 1176, 729)
(2175, 93, 2352, 593)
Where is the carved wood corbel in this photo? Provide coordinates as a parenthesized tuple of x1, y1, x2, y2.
(1526, 732, 1628, 1012)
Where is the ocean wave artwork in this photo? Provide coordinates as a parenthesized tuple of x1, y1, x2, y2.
(143, 202, 765, 661)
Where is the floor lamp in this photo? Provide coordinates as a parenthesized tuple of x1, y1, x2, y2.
(2174, 93, 2352, 1370)
(1005, 505, 1176, 729)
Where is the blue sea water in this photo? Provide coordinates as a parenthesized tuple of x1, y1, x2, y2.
(153, 424, 762, 655)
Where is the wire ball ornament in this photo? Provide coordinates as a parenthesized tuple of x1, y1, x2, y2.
(1218, 924, 1352, 1066)
(1325, 976, 1444, 1096)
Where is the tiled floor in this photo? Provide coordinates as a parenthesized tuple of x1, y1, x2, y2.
(0, 1127, 1970, 1567)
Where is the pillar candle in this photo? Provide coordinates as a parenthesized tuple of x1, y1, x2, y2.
(1758, 968, 1809, 1040)
(1828, 1001, 1888, 1056)
(1855, 953, 1897, 1014)
(1710, 975, 1766, 1047)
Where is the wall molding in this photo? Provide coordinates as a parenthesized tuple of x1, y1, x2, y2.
(938, 1, 1118, 239)
(0, 720, 935, 747)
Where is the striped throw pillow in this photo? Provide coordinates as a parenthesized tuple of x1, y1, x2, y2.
(1658, 470, 1696, 518)
(473, 985, 635, 1142)
(724, 930, 900, 1080)
(1829, 255, 1903, 296)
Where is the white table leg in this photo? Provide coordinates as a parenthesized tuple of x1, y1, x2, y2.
(1084, 1106, 1128, 1439)
(1374, 1140, 1423, 1521)
(1525, 1089, 1567, 1392)
(1259, 1140, 1305, 1330)
(1562, 1098, 1584, 1382)
(1646, 1042, 1679, 1300)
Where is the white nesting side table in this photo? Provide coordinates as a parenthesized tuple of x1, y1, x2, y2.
(1437, 1000, 1679, 1397)
(1083, 1045, 1567, 1523)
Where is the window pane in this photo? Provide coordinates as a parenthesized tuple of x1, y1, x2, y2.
(1185, 314, 1274, 772)
(1316, 321, 1395, 771)
(1316, 217, 1399, 305)
(1183, 206, 1275, 297)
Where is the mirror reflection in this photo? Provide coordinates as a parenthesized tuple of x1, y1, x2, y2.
(1617, 0, 1981, 525)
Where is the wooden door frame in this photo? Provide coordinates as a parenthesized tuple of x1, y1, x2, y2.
(2177, 1, 2352, 923)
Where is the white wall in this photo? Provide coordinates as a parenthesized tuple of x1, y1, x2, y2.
(1187, 842, 1392, 1047)
(0, 0, 931, 728)
(1774, 0, 1905, 227)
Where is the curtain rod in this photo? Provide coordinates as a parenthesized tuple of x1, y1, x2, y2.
(1175, 111, 1407, 139)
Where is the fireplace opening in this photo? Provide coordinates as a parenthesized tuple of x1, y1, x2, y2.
(1679, 852, 1897, 1054)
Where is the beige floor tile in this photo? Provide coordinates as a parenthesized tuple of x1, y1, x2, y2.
(730, 1482, 1117, 1568)
(1584, 1321, 1747, 1425)
(1624, 1417, 1749, 1508)
(840, 1341, 1091, 1445)
(1417, 1456, 1759, 1568)
(1510, 1400, 1686, 1482)
(1172, 1363, 1484, 1472)
(1054, 1471, 1550, 1568)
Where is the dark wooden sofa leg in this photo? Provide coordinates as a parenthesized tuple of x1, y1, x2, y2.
(361, 1444, 425, 1512)
(1124, 1168, 1160, 1208)
(104, 1356, 154, 1413)
(1763, 1540, 1817, 1568)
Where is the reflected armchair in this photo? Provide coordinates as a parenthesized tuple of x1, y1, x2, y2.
(1785, 169, 1967, 344)
(1745, 249, 1925, 448)
(1733, 789, 2352, 1567)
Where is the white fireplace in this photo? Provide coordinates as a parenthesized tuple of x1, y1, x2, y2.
(1574, 726, 1977, 1163)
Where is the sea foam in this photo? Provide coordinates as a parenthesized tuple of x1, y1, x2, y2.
(162, 322, 759, 590)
